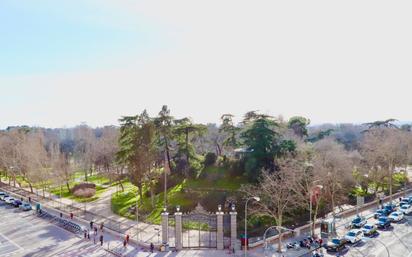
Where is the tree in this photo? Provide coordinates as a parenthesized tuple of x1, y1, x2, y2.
(240, 111, 295, 179)
(174, 118, 206, 177)
(117, 110, 158, 205)
(241, 156, 307, 252)
(312, 138, 356, 216)
(360, 128, 409, 200)
(73, 124, 96, 181)
(154, 105, 175, 171)
(288, 116, 310, 138)
(219, 114, 240, 152)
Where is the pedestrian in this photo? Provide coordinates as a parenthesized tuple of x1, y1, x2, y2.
(126, 234, 129, 244)
(93, 234, 96, 244)
(90, 220, 94, 229)
(100, 222, 104, 231)
(84, 229, 87, 239)
(99, 234, 103, 246)
(94, 226, 98, 235)
(28, 197, 31, 203)
(20, 197, 23, 201)
(87, 230, 90, 240)
(150, 242, 154, 253)
(60, 212, 63, 218)
(70, 212, 73, 219)
(123, 239, 127, 248)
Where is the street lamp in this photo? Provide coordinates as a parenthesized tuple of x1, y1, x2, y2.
(244, 196, 260, 257)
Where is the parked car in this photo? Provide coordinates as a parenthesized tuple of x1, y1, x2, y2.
(19, 202, 32, 211)
(376, 216, 391, 229)
(344, 229, 364, 244)
(351, 216, 367, 228)
(12, 199, 22, 207)
(5, 197, 15, 204)
(374, 209, 390, 219)
(399, 204, 412, 215)
(324, 238, 347, 252)
(388, 211, 404, 222)
(0, 193, 9, 201)
(362, 224, 378, 236)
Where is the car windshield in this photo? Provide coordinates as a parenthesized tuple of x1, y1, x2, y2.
(379, 218, 387, 222)
(364, 225, 372, 229)
(332, 239, 340, 244)
(401, 206, 407, 209)
(347, 232, 356, 237)
(392, 213, 398, 216)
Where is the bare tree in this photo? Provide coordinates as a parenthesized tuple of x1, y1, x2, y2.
(241, 156, 307, 252)
(312, 138, 356, 216)
(361, 128, 409, 201)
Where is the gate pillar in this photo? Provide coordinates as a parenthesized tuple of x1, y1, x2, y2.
(161, 209, 169, 246)
(230, 206, 238, 250)
(175, 208, 183, 250)
(216, 207, 224, 250)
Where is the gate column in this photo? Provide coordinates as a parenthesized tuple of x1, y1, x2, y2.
(216, 206, 224, 250)
(175, 207, 183, 250)
(230, 205, 238, 251)
(161, 209, 169, 247)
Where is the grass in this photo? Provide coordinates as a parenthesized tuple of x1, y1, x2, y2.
(111, 165, 248, 225)
(49, 183, 108, 203)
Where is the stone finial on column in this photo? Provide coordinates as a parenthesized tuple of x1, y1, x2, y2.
(161, 207, 169, 246)
(175, 206, 183, 250)
(216, 204, 224, 250)
(229, 204, 238, 250)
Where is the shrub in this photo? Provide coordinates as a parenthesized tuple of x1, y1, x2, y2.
(203, 152, 217, 167)
(71, 182, 96, 198)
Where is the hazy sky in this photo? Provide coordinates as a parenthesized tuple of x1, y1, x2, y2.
(1, 0, 412, 128)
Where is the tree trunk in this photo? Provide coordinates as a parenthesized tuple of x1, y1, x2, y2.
(119, 180, 124, 192)
(312, 199, 321, 236)
(28, 182, 33, 193)
(138, 184, 143, 205)
(165, 139, 172, 172)
(150, 186, 155, 208)
(66, 182, 71, 192)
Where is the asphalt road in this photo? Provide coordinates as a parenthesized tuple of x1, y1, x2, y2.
(0, 201, 110, 257)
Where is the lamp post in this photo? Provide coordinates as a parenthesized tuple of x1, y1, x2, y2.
(136, 191, 139, 241)
(244, 196, 260, 257)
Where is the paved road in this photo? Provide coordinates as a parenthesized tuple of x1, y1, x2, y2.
(0, 201, 109, 257)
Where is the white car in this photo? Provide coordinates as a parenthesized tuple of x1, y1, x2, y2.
(344, 229, 364, 244)
(388, 211, 404, 222)
(5, 197, 15, 204)
(400, 204, 412, 215)
(362, 223, 378, 236)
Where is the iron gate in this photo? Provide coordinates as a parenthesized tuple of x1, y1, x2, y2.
(182, 204, 217, 248)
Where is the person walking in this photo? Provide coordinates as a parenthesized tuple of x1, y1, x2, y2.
(150, 243, 154, 253)
(100, 222, 104, 231)
(60, 212, 63, 218)
(99, 234, 103, 246)
(87, 230, 90, 240)
(123, 239, 127, 248)
(84, 229, 87, 239)
(90, 221, 94, 229)
(70, 213, 73, 219)
(126, 234, 129, 245)
(94, 226, 98, 236)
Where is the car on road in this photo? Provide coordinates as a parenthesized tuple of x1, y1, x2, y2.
(374, 209, 390, 219)
(5, 197, 15, 204)
(12, 199, 22, 207)
(344, 229, 364, 244)
(399, 204, 412, 215)
(362, 223, 378, 236)
(324, 238, 347, 252)
(383, 203, 396, 213)
(19, 202, 32, 211)
(351, 215, 367, 228)
(388, 211, 404, 222)
(376, 216, 391, 229)
(0, 193, 9, 201)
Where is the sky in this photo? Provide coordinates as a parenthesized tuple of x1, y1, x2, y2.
(1, 0, 412, 128)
